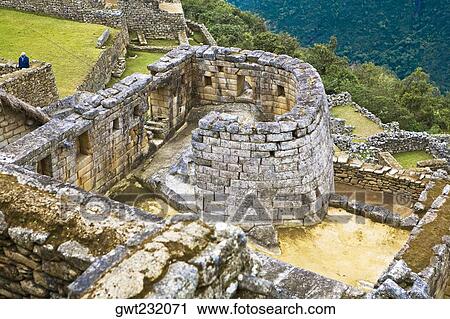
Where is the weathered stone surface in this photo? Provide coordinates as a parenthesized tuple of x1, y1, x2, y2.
(0, 210, 7, 235)
(33, 270, 65, 293)
(408, 278, 431, 299)
(247, 225, 280, 253)
(96, 28, 110, 48)
(20, 280, 49, 298)
(378, 260, 414, 285)
(42, 261, 79, 282)
(85, 243, 170, 299)
(8, 227, 49, 250)
(400, 214, 420, 229)
(146, 262, 199, 299)
(154, 221, 212, 258)
(68, 246, 127, 298)
(249, 253, 356, 299)
(369, 279, 409, 299)
(57, 241, 96, 271)
(4, 249, 39, 269)
(238, 274, 282, 298)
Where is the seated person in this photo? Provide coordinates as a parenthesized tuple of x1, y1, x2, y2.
(18, 52, 30, 69)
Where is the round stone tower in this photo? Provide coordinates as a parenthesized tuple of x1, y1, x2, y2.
(191, 47, 334, 226)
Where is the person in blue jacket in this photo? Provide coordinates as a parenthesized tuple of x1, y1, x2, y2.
(18, 52, 30, 69)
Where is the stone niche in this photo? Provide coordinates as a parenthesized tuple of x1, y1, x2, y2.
(190, 48, 335, 226)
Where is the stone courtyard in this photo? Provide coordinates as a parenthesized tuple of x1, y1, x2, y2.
(0, 0, 450, 300)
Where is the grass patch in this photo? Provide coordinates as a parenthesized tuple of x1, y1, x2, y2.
(190, 31, 206, 45)
(147, 39, 179, 47)
(403, 181, 449, 272)
(331, 104, 383, 138)
(108, 50, 164, 86)
(393, 151, 434, 169)
(0, 8, 119, 97)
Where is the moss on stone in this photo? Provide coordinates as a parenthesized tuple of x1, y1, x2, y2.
(0, 174, 123, 256)
(403, 181, 449, 273)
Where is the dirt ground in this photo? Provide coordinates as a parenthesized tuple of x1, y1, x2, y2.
(271, 208, 410, 290)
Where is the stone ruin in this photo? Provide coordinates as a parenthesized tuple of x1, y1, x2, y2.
(0, 1, 450, 300)
(187, 49, 334, 225)
(329, 92, 450, 172)
(0, 0, 188, 40)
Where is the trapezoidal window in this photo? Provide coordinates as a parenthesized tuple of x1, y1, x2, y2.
(277, 85, 286, 97)
(77, 131, 92, 156)
(113, 118, 120, 131)
(36, 155, 52, 177)
(237, 75, 246, 97)
(204, 75, 213, 87)
(218, 65, 224, 73)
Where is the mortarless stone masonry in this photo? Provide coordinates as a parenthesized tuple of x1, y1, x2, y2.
(0, 90, 51, 149)
(77, 27, 129, 93)
(0, 73, 153, 193)
(0, 42, 449, 298)
(333, 154, 427, 202)
(0, 61, 58, 107)
(0, 0, 187, 40)
(0, 164, 252, 299)
(146, 46, 334, 226)
(0, 0, 124, 28)
(120, 0, 187, 40)
(196, 50, 334, 226)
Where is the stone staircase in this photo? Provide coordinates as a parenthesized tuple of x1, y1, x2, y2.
(137, 31, 148, 45)
(145, 117, 170, 146)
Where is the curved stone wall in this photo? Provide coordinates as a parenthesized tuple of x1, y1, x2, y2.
(191, 49, 334, 226)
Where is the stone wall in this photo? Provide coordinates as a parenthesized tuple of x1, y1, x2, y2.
(327, 92, 352, 107)
(368, 131, 449, 170)
(369, 182, 450, 299)
(0, 73, 153, 193)
(149, 46, 334, 226)
(147, 46, 334, 226)
(0, 62, 18, 76)
(0, 0, 124, 28)
(0, 103, 39, 149)
(0, 163, 162, 298)
(186, 19, 217, 46)
(0, 163, 252, 299)
(77, 27, 129, 93)
(368, 131, 449, 156)
(73, 219, 251, 299)
(0, 62, 58, 107)
(147, 47, 197, 139)
(119, 0, 187, 39)
(334, 153, 427, 201)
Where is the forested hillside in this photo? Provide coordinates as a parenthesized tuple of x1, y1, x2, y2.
(229, 0, 450, 93)
(182, 0, 449, 133)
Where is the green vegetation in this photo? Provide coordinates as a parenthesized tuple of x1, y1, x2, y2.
(403, 181, 449, 272)
(0, 8, 119, 97)
(230, 0, 450, 93)
(182, 0, 450, 134)
(190, 31, 206, 45)
(108, 51, 164, 86)
(393, 151, 434, 169)
(330, 104, 383, 138)
(147, 39, 179, 47)
(183, 0, 299, 56)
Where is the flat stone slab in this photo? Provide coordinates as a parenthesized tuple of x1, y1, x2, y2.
(253, 253, 361, 299)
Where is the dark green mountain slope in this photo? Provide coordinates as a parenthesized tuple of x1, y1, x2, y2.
(229, 0, 450, 92)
